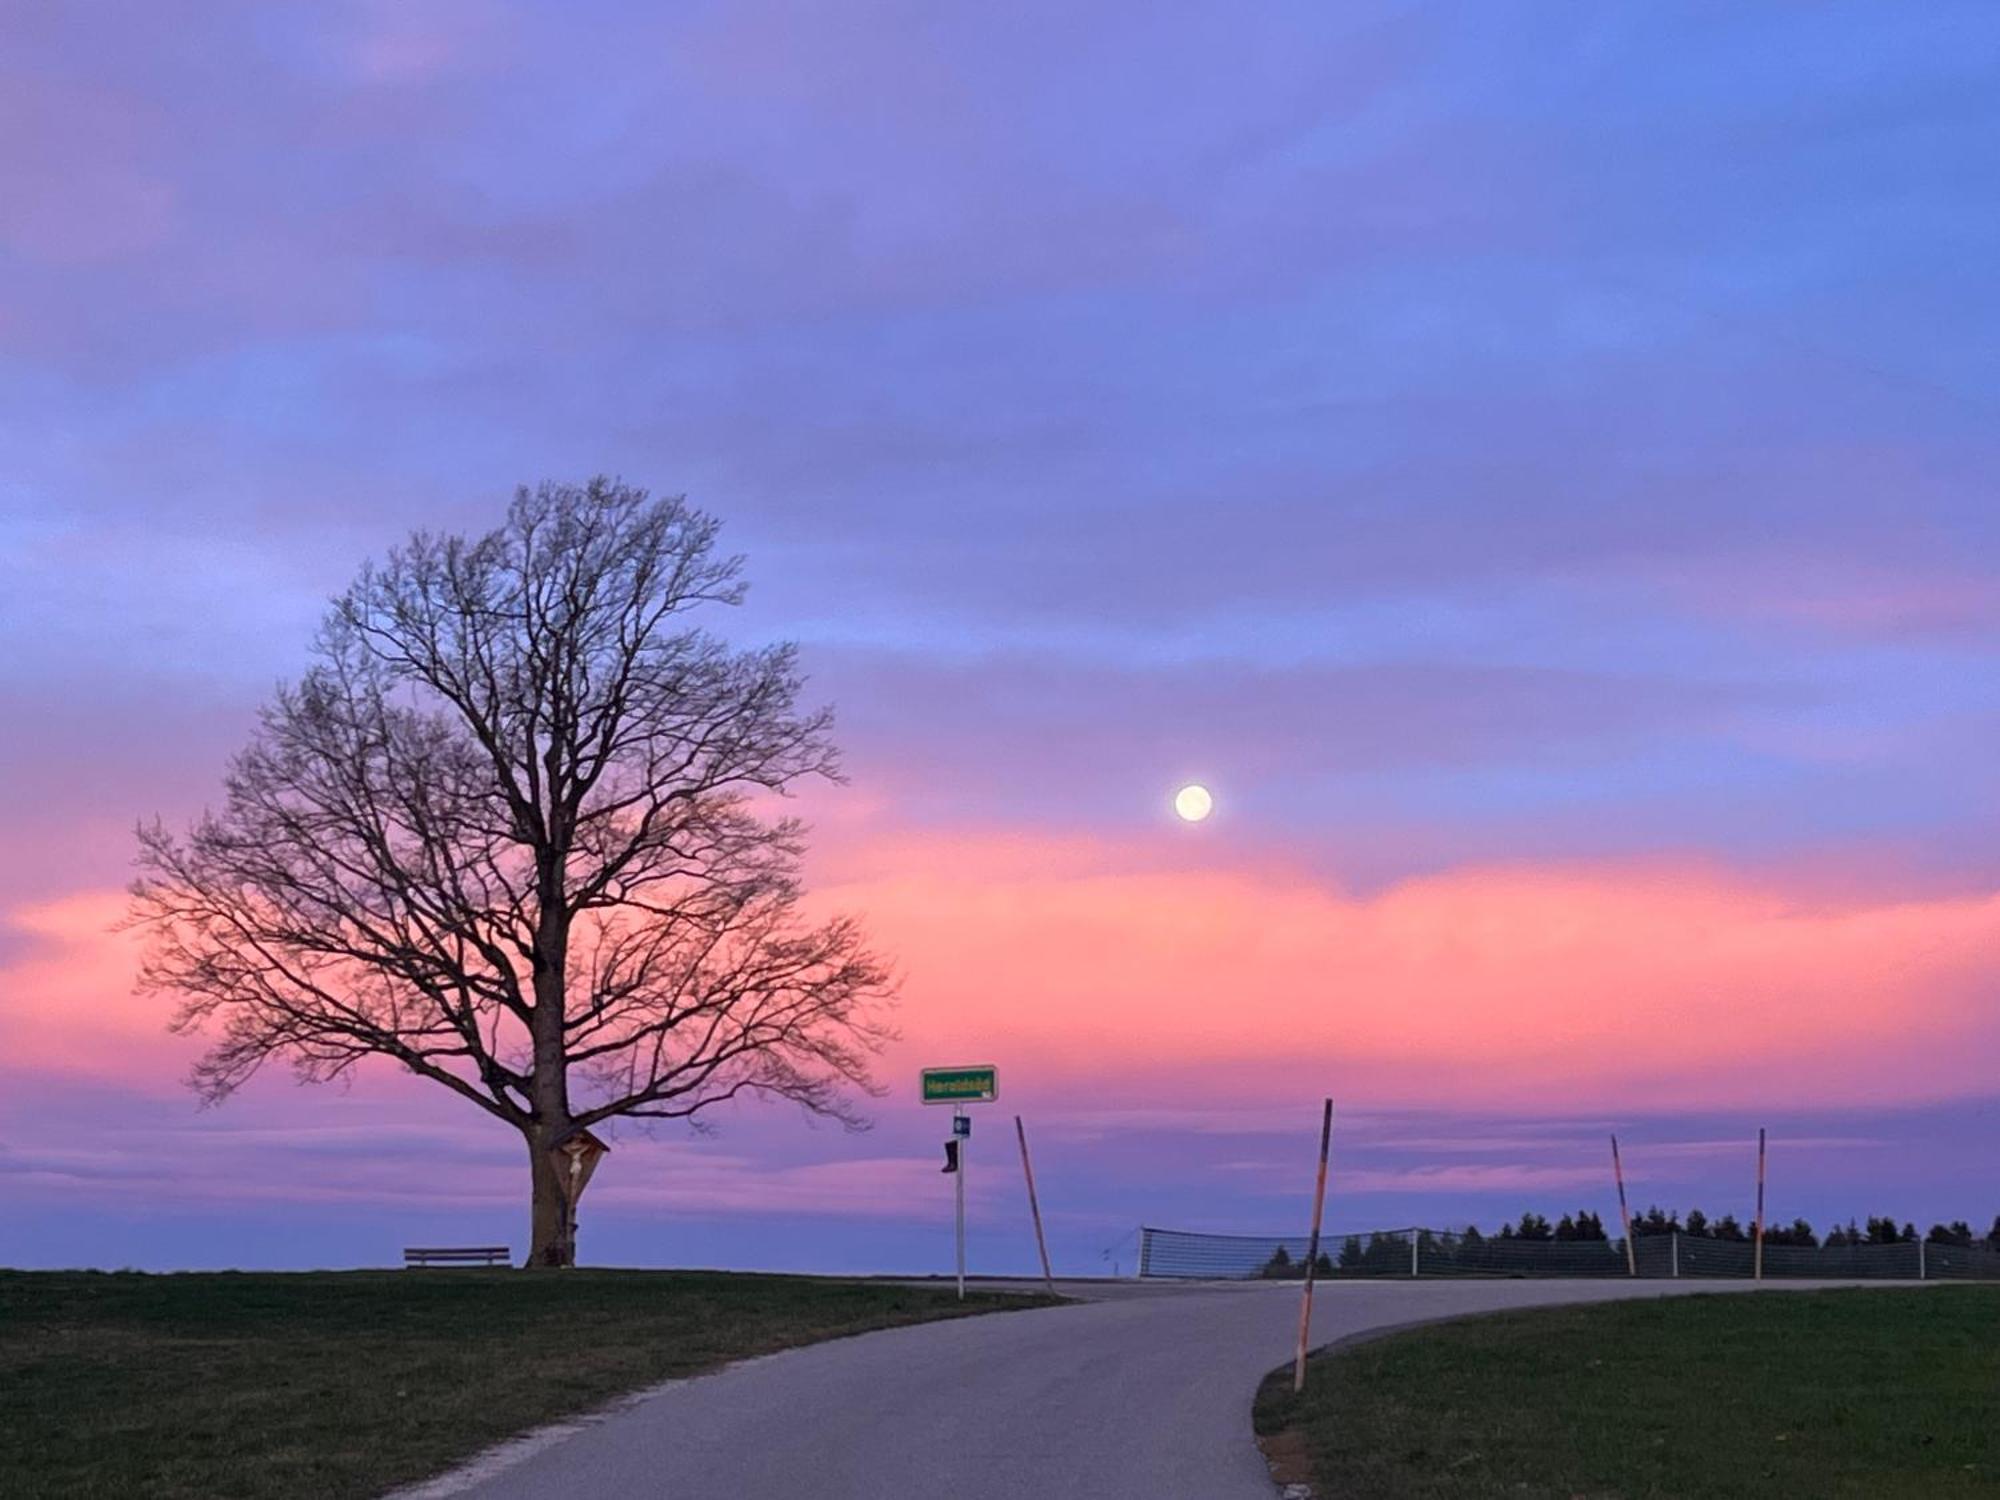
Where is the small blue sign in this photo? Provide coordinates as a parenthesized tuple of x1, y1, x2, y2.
(953, 1115, 972, 1138)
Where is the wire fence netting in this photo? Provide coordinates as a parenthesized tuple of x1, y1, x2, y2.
(1136, 1226, 2000, 1281)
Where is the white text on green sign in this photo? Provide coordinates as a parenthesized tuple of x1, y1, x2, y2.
(922, 1066, 998, 1104)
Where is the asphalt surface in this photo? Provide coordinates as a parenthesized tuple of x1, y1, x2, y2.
(429, 1276, 1899, 1500)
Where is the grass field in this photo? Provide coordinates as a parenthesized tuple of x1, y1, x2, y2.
(0, 1269, 1050, 1500)
(1255, 1287, 2000, 1498)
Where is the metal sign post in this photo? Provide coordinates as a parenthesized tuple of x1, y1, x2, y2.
(925, 1067, 996, 1302)
(954, 1107, 968, 1299)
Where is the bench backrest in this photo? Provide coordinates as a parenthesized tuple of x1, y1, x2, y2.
(403, 1246, 510, 1267)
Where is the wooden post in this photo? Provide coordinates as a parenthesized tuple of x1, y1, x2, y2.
(1015, 1115, 1056, 1297)
(1610, 1134, 1637, 1277)
(1753, 1127, 1766, 1282)
(1292, 1099, 1334, 1394)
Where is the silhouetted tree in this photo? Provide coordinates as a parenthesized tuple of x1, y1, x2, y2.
(1338, 1235, 1365, 1269)
(132, 481, 893, 1267)
(1261, 1245, 1297, 1279)
(1634, 1205, 1680, 1238)
(1363, 1232, 1404, 1271)
(1988, 1216, 2000, 1251)
(1762, 1218, 1817, 1248)
(1684, 1208, 1710, 1238)
(1926, 1222, 1974, 1248)
(1516, 1212, 1554, 1242)
(1713, 1214, 1747, 1242)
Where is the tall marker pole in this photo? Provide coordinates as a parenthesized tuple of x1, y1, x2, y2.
(1753, 1127, 1767, 1282)
(1015, 1115, 1056, 1297)
(1610, 1134, 1637, 1277)
(1292, 1098, 1334, 1394)
(955, 1106, 968, 1300)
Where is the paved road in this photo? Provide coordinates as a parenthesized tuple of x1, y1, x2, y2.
(426, 1277, 1899, 1500)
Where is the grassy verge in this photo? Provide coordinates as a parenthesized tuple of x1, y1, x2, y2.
(0, 1269, 1054, 1500)
(1255, 1287, 2000, 1498)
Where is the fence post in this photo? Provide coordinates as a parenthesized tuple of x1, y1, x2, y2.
(1918, 1237, 1926, 1281)
(1753, 1127, 1767, 1282)
(1410, 1230, 1419, 1278)
(1671, 1231, 1679, 1279)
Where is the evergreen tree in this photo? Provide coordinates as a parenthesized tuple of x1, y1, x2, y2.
(1635, 1205, 1679, 1238)
(1684, 1208, 1710, 1238)
(1762, 1218, 1817, 1248)
(1363, 1232, 1403, 1271)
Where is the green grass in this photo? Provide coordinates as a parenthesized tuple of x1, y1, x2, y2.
(1256, 1288, 2000, 1499)
(0, 1269, 1053, 1500)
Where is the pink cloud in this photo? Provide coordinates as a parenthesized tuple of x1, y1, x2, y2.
(10, 834, 1998, 1128)
(0, 73, 180, 265)
(1335, 1163, 1609, 1194)
(0, 890, 196, 1086)
(815, 831, 2000, 1112)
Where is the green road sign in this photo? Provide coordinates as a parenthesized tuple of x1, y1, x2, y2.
(922, 1065, 998, 1105)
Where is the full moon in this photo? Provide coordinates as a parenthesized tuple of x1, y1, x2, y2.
(1173, 783, 1214, 822)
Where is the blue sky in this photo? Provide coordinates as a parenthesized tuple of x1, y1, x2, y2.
(2, 2, 1997, 1272)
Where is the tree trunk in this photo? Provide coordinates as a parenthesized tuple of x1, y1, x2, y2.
(526, 1131, 575, 1268)
(526, 886, 575, 1267)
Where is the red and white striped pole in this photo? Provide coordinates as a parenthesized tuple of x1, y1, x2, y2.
(1015, 1115, 1056, 1298)
(1611, 1134, 1637, 1277)
(1292, 1099, 1334, 1393)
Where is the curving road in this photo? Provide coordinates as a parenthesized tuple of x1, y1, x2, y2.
(415, 1277, 1900, 1500)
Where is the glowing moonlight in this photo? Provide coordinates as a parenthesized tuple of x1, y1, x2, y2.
(1173, 783, 1214, 822)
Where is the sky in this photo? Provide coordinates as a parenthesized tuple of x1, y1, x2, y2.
(2, 1, 1998, 1274)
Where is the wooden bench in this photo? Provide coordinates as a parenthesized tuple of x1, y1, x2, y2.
(403, 1246, 510, 1268)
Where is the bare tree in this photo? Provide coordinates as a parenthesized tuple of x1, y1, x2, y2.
(132, 479, 893, 1266)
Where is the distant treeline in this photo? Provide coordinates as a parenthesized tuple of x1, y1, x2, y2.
(1254, 1210, 2000, 1277)
(1585, 1206, 2000, 1251)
